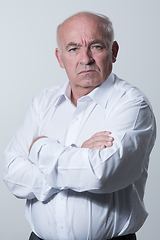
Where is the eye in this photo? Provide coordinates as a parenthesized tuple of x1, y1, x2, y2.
(94, 45, 102, 49)
(69, 48, 78, 52)
(91, 45, 103, 52)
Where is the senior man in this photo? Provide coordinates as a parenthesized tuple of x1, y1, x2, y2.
(4, 12, 156, 240)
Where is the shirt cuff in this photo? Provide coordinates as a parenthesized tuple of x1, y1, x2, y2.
(29, 138, 58, 167)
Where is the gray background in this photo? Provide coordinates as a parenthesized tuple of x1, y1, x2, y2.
(0, 0, 159, 239)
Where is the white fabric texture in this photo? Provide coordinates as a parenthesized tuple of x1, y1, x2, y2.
(3, 73, 156, 240)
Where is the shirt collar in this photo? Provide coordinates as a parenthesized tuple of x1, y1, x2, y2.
(88, 73, 115, 108)
(55, 73, 115, 108)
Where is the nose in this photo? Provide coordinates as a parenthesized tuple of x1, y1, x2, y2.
(79, 49, 95, 65)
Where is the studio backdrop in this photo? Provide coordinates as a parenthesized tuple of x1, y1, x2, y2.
(0, 0, 159, 239)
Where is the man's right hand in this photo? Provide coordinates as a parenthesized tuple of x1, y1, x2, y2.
(29, 136, 48, 154)
(81, 131, 114, 150)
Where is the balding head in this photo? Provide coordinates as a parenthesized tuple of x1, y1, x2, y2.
(55, 11, 119, 103)
(57, 12, 114, 51)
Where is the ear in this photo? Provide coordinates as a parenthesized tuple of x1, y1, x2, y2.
(55, 48, 65, 68)
(112, 41, 119, 63)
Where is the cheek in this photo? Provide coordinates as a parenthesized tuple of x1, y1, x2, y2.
(97, 58, 112, 79)
(100, 55, 112, 69)
(63, 60, 77, 78)
(97, 59, 109, 72)
(63, 56, 77, 68)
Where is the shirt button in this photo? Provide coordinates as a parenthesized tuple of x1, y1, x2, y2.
(74, 117, 78, 121)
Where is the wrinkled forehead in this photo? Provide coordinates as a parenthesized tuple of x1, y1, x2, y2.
(58, 15, 105, 48)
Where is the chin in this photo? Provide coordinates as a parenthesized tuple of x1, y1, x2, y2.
(85, 78, 103, 87)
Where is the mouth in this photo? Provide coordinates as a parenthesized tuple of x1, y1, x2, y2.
(78, 70, 96, 75)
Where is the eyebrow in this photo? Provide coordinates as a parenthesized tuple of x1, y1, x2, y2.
(66, 42, 82, 50)
(66, 39, 105, 50)
(89, 39, 105, 45)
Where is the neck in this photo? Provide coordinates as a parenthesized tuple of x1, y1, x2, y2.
(71, 86, 95, 106)
(71, 94, 78, 106)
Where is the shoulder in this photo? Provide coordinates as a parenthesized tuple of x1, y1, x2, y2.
(31, 82, 67, 112)
(35, 83, 65, 101)
(111, 74, 152, 108)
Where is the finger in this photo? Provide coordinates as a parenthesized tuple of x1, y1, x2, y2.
(100, 145, 106, 150)
(81, 131, 114, 149)
(93, 131, 111, 137)
(29, 136, 47, 153)
(93, 135, 114, 144)
(105, 141, 113, 147)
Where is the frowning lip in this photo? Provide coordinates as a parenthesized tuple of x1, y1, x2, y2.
(78, 69, 97, 75)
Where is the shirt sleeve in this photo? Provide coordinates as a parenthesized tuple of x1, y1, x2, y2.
(28, 97, 156, 194)
(3, 97, 59, 202)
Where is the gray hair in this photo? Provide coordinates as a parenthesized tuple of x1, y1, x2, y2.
(57, 11, 114, 50)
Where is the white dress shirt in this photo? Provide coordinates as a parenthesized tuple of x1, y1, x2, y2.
(3, 73, 156, 240)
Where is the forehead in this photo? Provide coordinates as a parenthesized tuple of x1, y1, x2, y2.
(59, 15, 104, 47)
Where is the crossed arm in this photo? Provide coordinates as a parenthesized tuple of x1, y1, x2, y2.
(29, 131, 114, 153)
(3, 94, 155, 201)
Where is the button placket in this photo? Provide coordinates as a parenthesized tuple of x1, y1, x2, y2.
(65, 101, 87, 146)
(56, 190, 69, 239)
